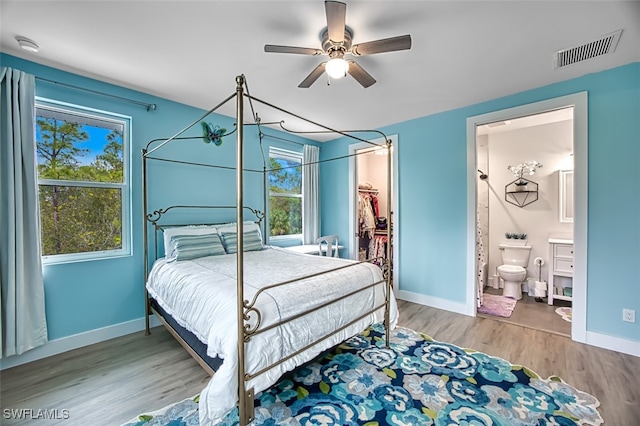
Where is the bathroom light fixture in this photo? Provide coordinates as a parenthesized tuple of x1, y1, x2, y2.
(325, 51, 349, 79)
(16, 36, 40, 53)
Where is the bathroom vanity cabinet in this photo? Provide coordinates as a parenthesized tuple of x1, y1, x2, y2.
(548, 237, 573, 305)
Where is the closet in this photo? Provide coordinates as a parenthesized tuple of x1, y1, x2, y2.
(356, 147, 392, 278)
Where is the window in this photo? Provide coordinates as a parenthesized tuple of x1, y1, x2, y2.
(35, 100, 131, 262)
(268, 148, 302, 238)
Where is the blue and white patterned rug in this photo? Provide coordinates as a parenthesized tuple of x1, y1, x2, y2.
(123, 324, 603, 425)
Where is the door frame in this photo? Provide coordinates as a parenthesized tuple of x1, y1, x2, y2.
(466, 93, 588, 343)
(348, 134, 399, 285)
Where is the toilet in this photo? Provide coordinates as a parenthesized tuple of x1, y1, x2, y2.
(497, 243, 532, 300)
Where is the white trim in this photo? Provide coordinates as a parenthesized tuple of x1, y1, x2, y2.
(585, 331, 640, 358)
(269, 146, 303, 162)
(36, 98, 133, 265)
(397, 292, 640, 358)
(466, 92, 588, 342)
(396, 290, 470, 316)
(268, 147, 303, 240)
(348, 134, 399, 288)
(0, 316, 161, 371)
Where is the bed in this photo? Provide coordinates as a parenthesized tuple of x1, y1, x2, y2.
(143, 75, 396, 425)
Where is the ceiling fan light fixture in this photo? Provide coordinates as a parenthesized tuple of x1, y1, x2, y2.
(326, 57, 349, 79)
(264, 1, 411, 88)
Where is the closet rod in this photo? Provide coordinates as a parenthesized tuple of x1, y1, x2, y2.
(36, 77, 157, 111)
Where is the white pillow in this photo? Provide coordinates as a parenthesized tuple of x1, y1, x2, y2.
(163, 225, 217, 260)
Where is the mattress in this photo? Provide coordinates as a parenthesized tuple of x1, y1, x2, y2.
(146, 246, 398, 424)
(149, 297, 223, 372)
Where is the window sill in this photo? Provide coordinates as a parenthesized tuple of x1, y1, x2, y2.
(268, 235, 303, 247)
(42, 250, 131, 266)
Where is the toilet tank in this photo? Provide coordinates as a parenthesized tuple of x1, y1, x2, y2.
(499, 244, 532, 267)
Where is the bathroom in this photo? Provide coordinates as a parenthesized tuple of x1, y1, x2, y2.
(476, 108, 574, 334)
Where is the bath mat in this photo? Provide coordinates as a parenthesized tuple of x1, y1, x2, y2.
(478, 293, 517, 318)
(555, 306, 573, 322)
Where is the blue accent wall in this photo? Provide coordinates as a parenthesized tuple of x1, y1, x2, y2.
(2, 54, 314, 342)
(321, 63, 639, 342)
(4, 52, 637, 347)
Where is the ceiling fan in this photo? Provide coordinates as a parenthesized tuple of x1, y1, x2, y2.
(264, 1, 412, 88)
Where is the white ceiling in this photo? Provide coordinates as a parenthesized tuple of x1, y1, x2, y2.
(476, 107, 574, 135)
(2, 1, 639, 141)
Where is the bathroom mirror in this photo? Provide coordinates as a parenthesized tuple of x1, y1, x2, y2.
(559, 170, 574, 223)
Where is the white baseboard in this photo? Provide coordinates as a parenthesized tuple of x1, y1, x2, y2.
(0, 316, 161, 371)
(3, 308, 635, 372)
(397, 291, 639, 358)
(396, 290, 473, 317)
(585, 331, 640, 358)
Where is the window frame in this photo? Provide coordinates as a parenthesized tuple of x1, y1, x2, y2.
(268, 147, 303, 242)
(35, 97, 132, 264)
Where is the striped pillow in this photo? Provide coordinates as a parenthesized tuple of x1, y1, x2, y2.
(219, 228, 264, 254)
(170, 233, 226, 261)
(163, 225, 217, 260)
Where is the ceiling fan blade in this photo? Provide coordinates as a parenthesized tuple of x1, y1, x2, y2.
(325, 1, 346, 44)
(347, 60, 376, 88)
(351, 34, 412, 56)
(298, 63, 326, 88)
(264, 45, 323, 55)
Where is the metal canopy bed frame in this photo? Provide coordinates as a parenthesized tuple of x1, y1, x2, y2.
(142, 75, 394, 425)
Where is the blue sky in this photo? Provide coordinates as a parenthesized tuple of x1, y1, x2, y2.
(36, 123, 117, 166)
(269, 157, 301, 192)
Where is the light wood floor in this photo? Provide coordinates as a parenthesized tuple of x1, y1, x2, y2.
(2, 300, 639, 425)
(481, 287, 572, 336)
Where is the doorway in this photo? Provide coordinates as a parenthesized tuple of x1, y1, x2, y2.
(466, 93, 588, 343)
(476, 109, 574, 336)
(348, 134, 399, 286)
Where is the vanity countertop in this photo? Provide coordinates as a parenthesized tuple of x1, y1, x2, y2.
(548, 234, 573, 244)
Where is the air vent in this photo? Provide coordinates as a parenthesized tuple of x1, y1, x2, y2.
(554, 29, 623, 69)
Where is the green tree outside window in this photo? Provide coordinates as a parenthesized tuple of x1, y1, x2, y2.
(269, 149, 302, 237)
(36, 103, 129, 259)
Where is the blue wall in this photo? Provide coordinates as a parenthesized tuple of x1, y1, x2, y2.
(322, 63, 639, 342)
(2, 54, 314, 342)
(3, 52, 638, 347)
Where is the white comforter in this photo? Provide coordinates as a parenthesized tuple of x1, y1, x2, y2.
(146, 246, 398, 425)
